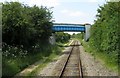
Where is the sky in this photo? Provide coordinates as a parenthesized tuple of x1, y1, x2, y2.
(0, 0, 107, 34)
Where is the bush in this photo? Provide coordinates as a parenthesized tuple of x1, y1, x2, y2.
(2, 2, 54, 76)
(55, 32, 71, 43)
(2, 2, 53, 48)
(89, 2, 120, 65)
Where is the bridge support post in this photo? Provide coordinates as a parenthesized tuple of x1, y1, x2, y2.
(84, 24, 91, 41)
(49, 33, 56, 45)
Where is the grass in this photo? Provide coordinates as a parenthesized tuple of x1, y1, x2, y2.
(2, 38, 72, 77)
(2, 42, 66, 77)
(76, 38, 118, 73)
(28, 53, 59, 76)
(56, 41, 71, 47)
(28, 41, 70, 76)
(2, 53, 43, 76)
(95, 52, 118, 71)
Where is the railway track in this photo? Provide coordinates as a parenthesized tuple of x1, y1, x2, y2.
(58, 40, 83, 78)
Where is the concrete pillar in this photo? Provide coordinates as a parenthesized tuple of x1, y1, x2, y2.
(49, 33, 56, 45)
(84, 24, 91, 41)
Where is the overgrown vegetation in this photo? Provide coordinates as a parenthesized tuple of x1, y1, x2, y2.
(2, 2, 53, 76)
(2, 2, 53, 47)
(26, 32, 71, 76)
(2, 2, 71, 77)
(90, 2, 119, 70)
(55, 32, 71, 43)
(74, 2, 120, 72)
(28, 42, 67, 76)
(3, 43, 64, 76)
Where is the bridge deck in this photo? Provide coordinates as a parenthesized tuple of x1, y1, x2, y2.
(52, 25, 85, 32)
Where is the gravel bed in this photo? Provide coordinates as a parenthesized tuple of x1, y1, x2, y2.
(17, 40, 118, 77)
(38, 41, 118, 77)
(37, 46, 72, 76)
(79, 45, 118, 76)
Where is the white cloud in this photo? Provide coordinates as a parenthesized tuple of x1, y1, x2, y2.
(61, 9, 85, 17)
(61, 10, 68, 13)
(56, 9, 92, 24)
(29, 0, 60, 7)
(1, 0, 29, 4)
(69, 11, 83, 17)
(88, 0, 98, 2)
(1, 0, 20, 2)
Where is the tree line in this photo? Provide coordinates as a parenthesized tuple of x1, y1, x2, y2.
(55, 32, 71, 43)
(2, 2, 53, 49)
(2, 2, 72, 76)
(2, 2, 53, 76)
(89, 2, 120, 65)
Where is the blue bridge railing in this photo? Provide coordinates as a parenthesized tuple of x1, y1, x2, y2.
(52, 25, 85, 32)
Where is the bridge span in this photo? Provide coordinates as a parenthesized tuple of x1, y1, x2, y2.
(49, 23, 91, 44)
(52, 24, 85, 32)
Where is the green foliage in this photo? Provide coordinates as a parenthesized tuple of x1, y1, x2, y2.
(90, 2, 120, 66)
(55, 32, 71, 43)
(2, 2, 53, 76)
(2, 42, 62, 76)
(29, 45, 63, 76)
(2, 2, 53, 48)
(72, 33, 84, 39)
(74, 2, 119, 72)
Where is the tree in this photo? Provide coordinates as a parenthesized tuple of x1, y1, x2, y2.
(89, 2, 120, 63)
(2, 2, 53, 48)
(55, 32, 71, 43)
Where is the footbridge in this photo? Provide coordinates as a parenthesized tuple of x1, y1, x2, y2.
(52, 24, 85, 32)
(49, 23, 91, 44)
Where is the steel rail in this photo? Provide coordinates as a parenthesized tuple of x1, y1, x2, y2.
(58, 40, 83, 78)
(77, 41, 83, 78)
(58, 41, 75, 78)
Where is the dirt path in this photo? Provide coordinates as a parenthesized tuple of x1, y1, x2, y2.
(15, 59, 45, 76)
